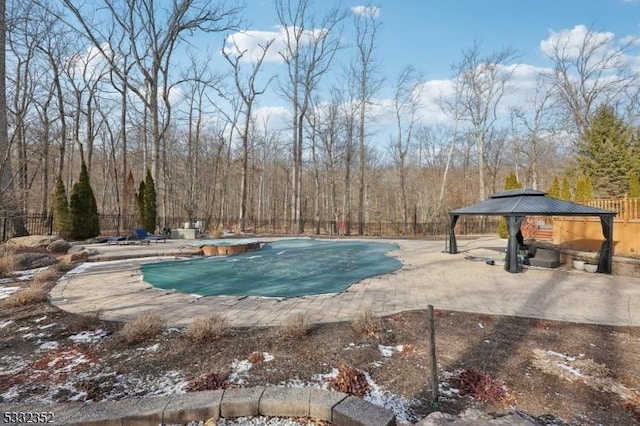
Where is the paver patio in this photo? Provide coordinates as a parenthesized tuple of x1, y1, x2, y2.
(50, 237, 640, 327)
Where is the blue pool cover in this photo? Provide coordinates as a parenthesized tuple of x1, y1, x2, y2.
(141, 238, 402, 298)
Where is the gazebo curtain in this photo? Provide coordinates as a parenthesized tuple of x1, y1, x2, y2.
(504, 216, 524, 272)
(448, 214, 459, 254)
(598, 216, 613, 274)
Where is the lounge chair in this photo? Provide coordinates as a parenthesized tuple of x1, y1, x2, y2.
(106, 235, 127, 245)
(134, 228, 166, 244)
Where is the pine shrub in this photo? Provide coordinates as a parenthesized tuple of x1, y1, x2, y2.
(52, 175, 72, 239)
(69, 162, 100, 240)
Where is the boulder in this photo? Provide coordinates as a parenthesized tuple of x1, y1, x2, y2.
(47, 239, 72, 254)
(67, 245, 86, 254)
(7, 235, 61, 249)
(60, 250, 89, 265)
(11, 252, 58, 271)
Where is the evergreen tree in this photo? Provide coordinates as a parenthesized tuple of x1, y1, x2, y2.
(579, 104, 634, 197)
(547, 176, 560, 198)
(143, 169, 157, 232)
(52, 175, 72, 239)
(69, 162, 100, 240)
(497, 172, 522, 238)
(575, 176, 594, 202)
(135, 179, 146, 228)
(560, 176, 572, 201)
(629, 172, 640, 198)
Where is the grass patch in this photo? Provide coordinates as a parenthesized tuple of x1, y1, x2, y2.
(184, 313, 229, 343)
(68, 310, 104, 333)
(32, 267, 59, 284)
(3, 283, 49, 307)
(0, 251, 15, 277)
(351, 309, 383, 339)
(278, 313, 312, 339)
(117, 313, 164, 345)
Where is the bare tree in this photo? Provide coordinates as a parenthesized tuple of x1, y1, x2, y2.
(542, 25, 639, 141)
(61, 0, 242, 208)
(275, 0, 345, 233)
(222, 36, 275, 232)
(389, 65, 423, 234)
(510, 77, 561, 189)
(0, 0, 28, 236)
(452, 42, 517, 201)
(350, 3, 382, 234)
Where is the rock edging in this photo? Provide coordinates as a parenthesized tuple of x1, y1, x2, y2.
(0, 386, 396, 426)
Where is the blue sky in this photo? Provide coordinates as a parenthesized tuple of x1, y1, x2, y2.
(186, 0, 640, 135)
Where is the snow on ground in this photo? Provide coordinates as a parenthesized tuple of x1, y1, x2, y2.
(362, 371, 419, 424)
(0, 286, 21, 300)
(68, 329, 108, 344)
(0, 320, 13, 329)
(378, 344, 404, 358)
(37, 341, 60, 351)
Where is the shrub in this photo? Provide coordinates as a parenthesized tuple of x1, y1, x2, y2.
(185, 371, 231, 392)
(0, 250, 15, 277)
(136, 169, 157, 233)
(52, 175, 72, 239)
(184, 313, 229, 343)
(3, 283, 49, 307)
(118, 313, 164, 345)
(69, 161, 99, 240)
(32, 267, 59, 285)
(329, 365, 371, 397)
(351, 309, 382, 339)
(278, 313, 312, 339)
(451, 368, 512, 406)
(69, 310, 104, 332)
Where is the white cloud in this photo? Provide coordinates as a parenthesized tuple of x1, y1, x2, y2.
(65, 42, 112, 80)
(224, 29, 281, 62)
(350, 5, 381, 18)
(255, 105, 290, 130)
(540, 25, 615, 58)
(223, 26, 328, 63)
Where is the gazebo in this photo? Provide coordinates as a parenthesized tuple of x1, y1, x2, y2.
(448, 189, 616, 274)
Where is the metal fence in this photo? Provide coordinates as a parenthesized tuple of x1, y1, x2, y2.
(1, 213, 499, 242)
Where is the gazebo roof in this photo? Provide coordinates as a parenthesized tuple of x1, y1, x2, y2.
(450, 189, 616, 217)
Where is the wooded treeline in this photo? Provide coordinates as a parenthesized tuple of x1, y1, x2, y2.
(1, 1, 640, 237)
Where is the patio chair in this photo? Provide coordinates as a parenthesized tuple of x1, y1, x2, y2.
(134, 227, 166, 244)
(106, 235, 127, 245)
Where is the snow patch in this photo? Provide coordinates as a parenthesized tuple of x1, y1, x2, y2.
(263, 352, 275, 362)
(0, 320, 13, 329)
(363, 371, 418, 424)
(229, 359, 253, 384)
(38, 341, 60, 351)
(0, 286, 21, 300)
(378, 344, 404, 358)
(68, 329, 108, 344)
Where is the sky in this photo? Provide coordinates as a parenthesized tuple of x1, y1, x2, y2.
(187, 0, 640, 141)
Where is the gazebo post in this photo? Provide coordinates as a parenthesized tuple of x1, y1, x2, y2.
(598, 215, 614, 274)
(505, 216, 524, 273)
(448, 214, 459, 254)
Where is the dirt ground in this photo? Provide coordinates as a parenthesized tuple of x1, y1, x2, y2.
(1, 271, 640, 425)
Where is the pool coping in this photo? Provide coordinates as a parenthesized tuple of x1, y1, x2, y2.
(0, 387, 396, 426)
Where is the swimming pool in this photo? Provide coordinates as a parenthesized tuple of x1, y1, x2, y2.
(141, 238, 402, 298)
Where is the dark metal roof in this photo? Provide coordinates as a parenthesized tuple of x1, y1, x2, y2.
(450, 189, 616, 217)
